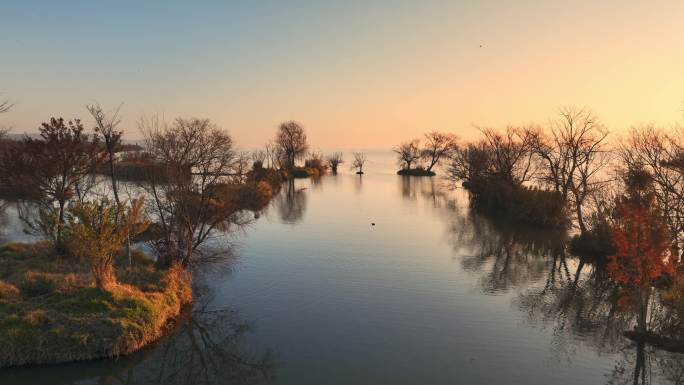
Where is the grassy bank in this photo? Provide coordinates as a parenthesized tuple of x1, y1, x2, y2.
(0, 242, 191, 368)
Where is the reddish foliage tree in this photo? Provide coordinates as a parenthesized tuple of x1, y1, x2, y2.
(608, 167, 674, 331)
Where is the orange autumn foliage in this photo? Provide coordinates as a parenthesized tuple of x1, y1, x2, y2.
(608, 168, 674, 290)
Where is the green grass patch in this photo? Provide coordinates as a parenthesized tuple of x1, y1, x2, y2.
(0, 242, 192, 368)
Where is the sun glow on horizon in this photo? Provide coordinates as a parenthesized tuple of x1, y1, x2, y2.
(1, 1, 683, 148)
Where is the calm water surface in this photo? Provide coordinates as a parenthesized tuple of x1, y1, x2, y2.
(1, 168, 682, 384)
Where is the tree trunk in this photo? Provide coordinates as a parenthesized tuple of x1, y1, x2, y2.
(575, 198, 587, 235)
(108, 149, 120, 205)
(93, 263, 116, 292)
(57, 199, 66, 251)
(107, 147, 132, 265)
(427, 158, 437, 172)
(637, 289, 650, 333)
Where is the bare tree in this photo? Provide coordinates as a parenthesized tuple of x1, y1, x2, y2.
(275, 121, 308, 170)
(621, 125, 684, 249)
(87, 103, 124, 204)
(1, 118, 103, 250)
(393, 139, 421, 170)
(479, 126, 537, 185)
(139, 116, 250, 268)
(263, 141, 280, 169)
(447, 141, 492, 186)
(421, 131, 457, 172)
(532, 108, 610, 234)
(351, 152, 367, 174)
(251, 149, 267, 168)
(448, 126, 535, 187)
(326, 152, 344, 174)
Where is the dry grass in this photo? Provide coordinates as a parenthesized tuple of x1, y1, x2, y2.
(0, 242, 192, 368)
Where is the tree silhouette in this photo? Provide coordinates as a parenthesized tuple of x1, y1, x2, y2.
(275, 121, 308, 170)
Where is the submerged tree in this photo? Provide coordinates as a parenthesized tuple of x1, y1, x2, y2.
(351, 152, 367, 174)
(327, 152, 344, 174)
(1, 118, 103, 250)
(275, 121, 308, 170)
(421, 131, 457, 173)
(393, 139, 421, 170)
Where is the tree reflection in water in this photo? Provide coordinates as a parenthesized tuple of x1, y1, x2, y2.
(107, 298, 273, 385)
(450, 212, 567, 293)
(276, 179, 307, 224)
(444, 203, 684, 384)
(398, 176, 458, 211)
(0, 294, 273, 385)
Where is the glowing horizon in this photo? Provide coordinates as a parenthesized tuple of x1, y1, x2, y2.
(1, 1, 683, 149)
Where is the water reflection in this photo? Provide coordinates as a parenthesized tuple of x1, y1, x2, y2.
(353, 173, 363, 194)
(450, 213, 567, 294)
(397, 176, 458, 210)
(602, 339, 684, 384)
(111, 301, 273, 385)
(0, 298, 272, 385)
(439, 189, 684, 384)
(2, 173, 684, 384)
(275, 179, 307, 224)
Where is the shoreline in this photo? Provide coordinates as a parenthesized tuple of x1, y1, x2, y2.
(0, 242, 192, 368)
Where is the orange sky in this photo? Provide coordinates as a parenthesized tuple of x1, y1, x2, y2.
(2, 1, 683, 149)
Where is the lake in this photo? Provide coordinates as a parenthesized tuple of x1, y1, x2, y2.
(0, 165, 682, 384)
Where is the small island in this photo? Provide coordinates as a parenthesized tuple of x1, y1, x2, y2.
(393, 132, 456, 177)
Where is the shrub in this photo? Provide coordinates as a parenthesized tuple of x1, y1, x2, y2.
(304, 157, 327, 174)
(237, 181, 274, 211)
(465, 176, 568, 228)
(65, 198, 149, 291)
(247, 165, 284, 191)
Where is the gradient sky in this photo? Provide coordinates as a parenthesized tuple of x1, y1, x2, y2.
(1, 0, 683, 149)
